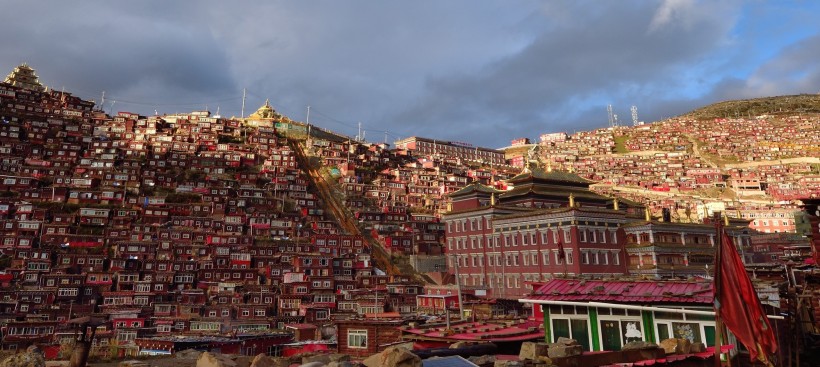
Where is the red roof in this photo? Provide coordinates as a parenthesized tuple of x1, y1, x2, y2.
(523, 279, 712, 305)
(403, 320, 543, 342)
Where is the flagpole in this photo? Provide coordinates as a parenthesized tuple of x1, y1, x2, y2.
(713, 212, 728, 367)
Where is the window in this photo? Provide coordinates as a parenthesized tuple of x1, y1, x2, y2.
(348, 330, 368, 349)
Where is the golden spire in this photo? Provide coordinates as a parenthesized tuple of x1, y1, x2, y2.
(613, 197, 620, 211)
(645, 207, 651, 222)
(490, 192, 496, 206)
(569, 193, 575, 208)
(546, 160, 552, 172)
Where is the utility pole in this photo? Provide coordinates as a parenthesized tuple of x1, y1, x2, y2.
(452, 254, 464, 320)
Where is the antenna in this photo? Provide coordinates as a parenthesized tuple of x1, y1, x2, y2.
(607, 105, 616, 128)
(631, 106, 639, 126)
(241, 88, 246, 119)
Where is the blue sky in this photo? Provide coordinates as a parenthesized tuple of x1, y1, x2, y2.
(2, 1, 820, 147)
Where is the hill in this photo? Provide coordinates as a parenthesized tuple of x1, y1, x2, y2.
(682, 94, 820, 120)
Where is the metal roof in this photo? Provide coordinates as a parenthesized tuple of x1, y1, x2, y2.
(523, 279, 712, 305)
(422, 356, 479, 367)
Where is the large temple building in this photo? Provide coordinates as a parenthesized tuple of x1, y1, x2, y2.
(443, 167, 752, 299)
(3, 63, 46, 92)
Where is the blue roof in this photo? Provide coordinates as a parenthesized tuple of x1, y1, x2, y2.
(422, 356, 479, 367)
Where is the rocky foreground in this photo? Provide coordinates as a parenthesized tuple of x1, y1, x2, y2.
(0, 336, 711, 367)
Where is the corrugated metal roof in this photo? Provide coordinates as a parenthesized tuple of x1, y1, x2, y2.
(422, 356, 479, 367)
(524, 279, 712, 304)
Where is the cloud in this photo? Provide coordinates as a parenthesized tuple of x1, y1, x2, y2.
(0, 1, 817, 147)
(386, 1, 740, 146)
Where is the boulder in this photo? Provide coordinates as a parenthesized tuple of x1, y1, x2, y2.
(197, 352, 237, 367)
(449, 341, 471, 349)
(250, 354, 280, 367)
(690, 342, 706, 353)
(659, 338, 678, 354)
(518, 342, 549, 360)
(621, 341, 659, 351)
(233, 355, 254, 367)
(326, 354, 350, 363)
(301, 354, 330, 365)
(676, 338, 692, 354)
(555, 337, 579, 346)
(297, 363, 325, 367)
(362, 346, 421, 367)
(326, 362, 353, 367)
(546, 344, 582, 359)
(177, 350, 204, 360)
(468, 355, 495, 366)
(0, 350, 46, 367)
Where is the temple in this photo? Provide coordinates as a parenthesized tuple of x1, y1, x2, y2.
(4, 63, 46, 92)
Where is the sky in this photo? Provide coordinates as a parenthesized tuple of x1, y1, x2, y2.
(2, 0, 820, 148)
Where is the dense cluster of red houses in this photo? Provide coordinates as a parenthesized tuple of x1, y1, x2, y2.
(0, 63, 818, 364)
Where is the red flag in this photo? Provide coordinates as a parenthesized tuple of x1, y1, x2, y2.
(714, 230, 777, 364)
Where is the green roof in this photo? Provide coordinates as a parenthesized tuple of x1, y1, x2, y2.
(507, 167, 594, 186)
(448, 181, 501, 198)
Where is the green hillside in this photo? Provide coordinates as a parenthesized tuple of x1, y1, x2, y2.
(683, 94, 820, 120)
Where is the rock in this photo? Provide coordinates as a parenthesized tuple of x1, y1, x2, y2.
(326, 362, 353, 367)
(493, 362, 524, 367)
(468, 355, 495, 366)
(536, 356, 553, 365)
(621, 341, 659, 351)
(326, 354, 350, 363)
(556, 337, 579, 346)
(234, 355, 254, 367)
(119, 361, 149, 367)
(449, 341, 471, 349)
(547, 344, 582, 359)
(24, 347, 42, 357)
(362, 346, 421, 367)
(297, 363, 325, 367)
(177, 350, 204, 360)
(250, 354, 279, 367)
(676, 338, 692, 354)
(197, 352, 237, 367)
(0, 350, 46, 367)
(691, 342, 706, 353)
(659, 338, 678, 354)
(518, 342, 549, 360)
(301, 354, 330, 365)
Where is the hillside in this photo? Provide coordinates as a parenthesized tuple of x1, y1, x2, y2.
(682, 94, 820, 120)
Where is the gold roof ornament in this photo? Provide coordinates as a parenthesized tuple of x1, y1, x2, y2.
(569, 193, 575, 208)
(248, 99, 282, 120)
(645, 207, 651, 222)
(613, 197, 620, 211)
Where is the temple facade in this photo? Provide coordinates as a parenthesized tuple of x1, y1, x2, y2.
(443, 167, 752, 300)
(4, 63, 46, 92)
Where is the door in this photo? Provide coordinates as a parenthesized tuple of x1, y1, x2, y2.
(571, 319, 591, 351)
(600, 320, 622, 351)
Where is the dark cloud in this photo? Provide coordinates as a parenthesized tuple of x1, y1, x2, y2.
(1, 1, 818, 147)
